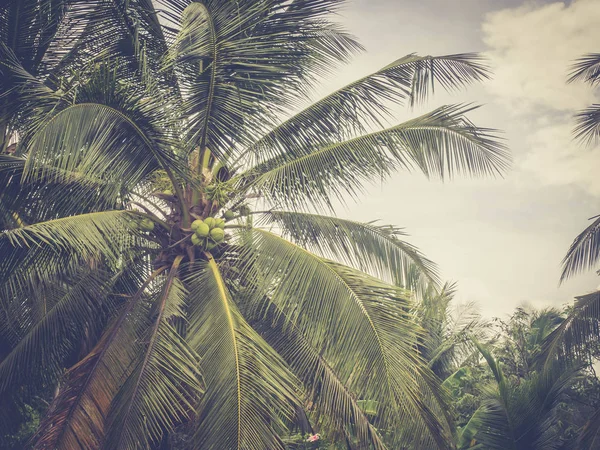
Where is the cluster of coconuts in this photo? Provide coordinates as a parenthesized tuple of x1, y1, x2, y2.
(190, 217, 225, 250)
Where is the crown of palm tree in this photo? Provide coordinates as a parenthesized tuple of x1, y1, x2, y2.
(0, 1, 509, 448)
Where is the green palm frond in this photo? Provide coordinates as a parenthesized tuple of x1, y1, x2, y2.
(164, 0, 359, 157)
(1, 211, 149, 276)
(560, 214, 600, 282)
(573, 104, 600, 145)
(459, 342, 579, 450)
(251, 301, 388, 450)
(568, 53, 600, 86)
(0, 269, 114, 396)
(31, 266, 166, 450)
(537, 290, 600, 370)
(258, 210, 440, 289)
(234, 228, 453, 449)
(241, 53, 491, 166)
(240, 105, 508, 211)
(23, 100, 185, 190)
(105, 257, 203, 449)
(185, 256, 301, 450)
(0, 154, 129, 225)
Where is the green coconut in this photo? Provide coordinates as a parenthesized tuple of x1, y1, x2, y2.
(191, 219, 204, 231)
(204, 217, 217, 228)
(206, 241, 217, 250)
(210, 228, 225, 242)
(191, 234, 203, 246)
(139, 218, 154, 231)
(195, 222, 210, 237)
(224, 210, 235, 220)
(215, 218, 225, 229)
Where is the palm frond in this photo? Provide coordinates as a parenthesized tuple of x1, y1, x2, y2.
(249, 300, 388, 450)
(22, 101, 186, 190)
(573, 104, 600, 146)
(560, 214, 600, 281)
(461, 342, 579, 450)
(240, 104, 508, 211)
(537, 290, 600, 370)
(568, 53, 600, 86)
(31, 266, 167, 449)
(105, 256, 202, 449)
(240, 53, 491, 166)
(233, 228, 453, 449)
(1, 211, 148, 276)
(258, 210, 440, 289)
(184, 256, 300, 450)
(0, 269, 114, 397)
(0, 154, 128, 226)
(163, 0, 359, 157)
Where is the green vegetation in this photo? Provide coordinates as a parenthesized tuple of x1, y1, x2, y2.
(1, 1, 599, 450)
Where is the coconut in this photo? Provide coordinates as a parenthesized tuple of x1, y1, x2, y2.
(195, 222, 210, 237)
(191, 234, 202, 246)
(204, 217, 216, 228)
(191, 219, 204, 231)
(224, 210, 235, 220)
(210, 228, 225, 242)
(215, 218, 225, 229)
(139, 218, 154, 231)
(206, 241, 217, 250)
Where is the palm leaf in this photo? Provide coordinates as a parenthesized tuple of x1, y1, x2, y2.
(568, 53, 600, 86)
(537, 290, 600, 371)
(258, 210, 440, 289)
(240, 104, 508, 211)
(31, 266, 167, 449)
(164, 0, 359, 157)
(573, 104, 600, 145)
(560, 214, 600, 281)
(233, 228, 453, 449)
(240, 53, 491, 166)
(0, 269, 114, 396)
(249, 300, 388, 450)
(105, 256, 203, 449)
(184, 256, 301, 450)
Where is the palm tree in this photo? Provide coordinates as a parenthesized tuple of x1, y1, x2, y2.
(406, 277, 486, 381)
(561, 54, 600, 281)
(0, 1, 508, 448)
(457, 341, 579, 450)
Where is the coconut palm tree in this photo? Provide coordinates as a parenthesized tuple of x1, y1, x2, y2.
(0, 1, 508, 448)
(457, 341, 580, 450)
(561, 53, 600, 281)
(413, 281, 486, 381)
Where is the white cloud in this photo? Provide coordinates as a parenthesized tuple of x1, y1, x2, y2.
(521, 119, 600, 195)
(483, 0, 600, 114)
(482, 0, 600, 196)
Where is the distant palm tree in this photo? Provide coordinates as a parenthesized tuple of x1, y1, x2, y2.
(413, 280, 485, 380)
(561, 54, 600, 281)
(0, 1, 508, 448)
(458, 341, 579, 450)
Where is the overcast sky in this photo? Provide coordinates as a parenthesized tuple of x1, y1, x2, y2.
(317, 0, 600, 318)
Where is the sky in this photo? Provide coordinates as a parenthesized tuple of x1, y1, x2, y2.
(313, 0, 600, 318)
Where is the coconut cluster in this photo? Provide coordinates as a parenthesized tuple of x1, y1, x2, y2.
(191, 217, 225, 251)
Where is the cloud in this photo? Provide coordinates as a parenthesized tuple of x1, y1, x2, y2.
(483, 0, 600, 114)
(482, 0, 600, 196)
